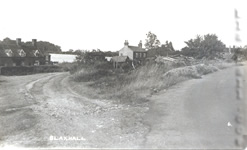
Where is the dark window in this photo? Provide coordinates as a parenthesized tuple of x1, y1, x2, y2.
(143, 53, 146, 57)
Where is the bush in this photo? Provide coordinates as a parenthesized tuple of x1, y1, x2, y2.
(162, 64, 220, 80)
(71, 59, 114, 82)
(70, 57, 233, 105)
(72, 68, 113, 82)
(58, 62, 78, 73)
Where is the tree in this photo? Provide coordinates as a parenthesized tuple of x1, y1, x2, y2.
(76, 49, 106, 64)
(181, 34, 226, 59)
(1, 37, 16, 45)
(23, 41, 61, 53)
(104, 51, 118, 57)
(68, 49, 74, 53)
(144, 31, 161, 50)
(36, 41, 62, 53)
(164, 41, 175, 51)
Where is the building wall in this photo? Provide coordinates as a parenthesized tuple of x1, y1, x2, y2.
(22, 57, 46, 66)
(0, 58, 14, 66)
(133, 52, 147, 59)
(119, 47, 134, 60)
(49, 54, 77, 63)
(0, 57, 46, 66)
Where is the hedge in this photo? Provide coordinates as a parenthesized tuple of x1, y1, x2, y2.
(0, 65, 63, 75)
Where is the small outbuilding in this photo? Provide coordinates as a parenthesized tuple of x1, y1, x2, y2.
(111, 56, 130, 69)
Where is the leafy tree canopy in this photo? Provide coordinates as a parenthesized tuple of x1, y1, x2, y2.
(181, 34, 226, 59)
(26, 41, 61, 53)
(144, 31, 161, 50)
(76, 49, 106, 64)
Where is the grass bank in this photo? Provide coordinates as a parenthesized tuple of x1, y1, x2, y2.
(69, 59, 233, 104)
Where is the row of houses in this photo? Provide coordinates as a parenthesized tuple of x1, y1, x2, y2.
(0, 38, 78, 67)
(0, 38, 175, 68)
(0, 38, 50, 66)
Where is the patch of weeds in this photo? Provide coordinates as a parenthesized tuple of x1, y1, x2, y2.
(70, 60, 233, 105)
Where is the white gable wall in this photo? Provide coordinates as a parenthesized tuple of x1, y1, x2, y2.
(119, 46, 133, 60)
(50, 54, 77, 63)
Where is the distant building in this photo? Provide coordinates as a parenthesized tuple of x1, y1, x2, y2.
(119, 40, 147, 61)
(0, 38, 48, 66)
(49, 53, 77, 63)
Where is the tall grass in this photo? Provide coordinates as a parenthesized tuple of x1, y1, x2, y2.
(70, 59, 233, 104)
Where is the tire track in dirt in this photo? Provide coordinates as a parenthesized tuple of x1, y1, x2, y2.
(20, 73, 121, 147)
(31, 73, 151, 148)
(1, 72, 151, 148)
(24, 73, 60, 105)
(0, 73, 61, 147)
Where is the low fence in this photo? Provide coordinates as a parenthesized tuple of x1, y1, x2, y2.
(0, 65, 63, 75)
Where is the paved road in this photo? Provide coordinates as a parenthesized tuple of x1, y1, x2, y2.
(143, 64, 246, 149)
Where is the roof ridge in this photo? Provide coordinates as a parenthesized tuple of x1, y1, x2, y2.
(128, 45, 139, 47)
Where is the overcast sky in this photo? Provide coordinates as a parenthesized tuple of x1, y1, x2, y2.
(0, 0, 246, 51)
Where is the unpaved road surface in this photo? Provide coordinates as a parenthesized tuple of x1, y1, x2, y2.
(0, 72, 149, 148)
(143, 65, 246, 149)
(0, 65, 246, 149)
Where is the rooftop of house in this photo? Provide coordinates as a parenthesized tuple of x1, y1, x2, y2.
(123, 40, 147, 52)
(0, 39, 44, 57)
(127, 46, 146, 52)
(111, 56, 129, 63)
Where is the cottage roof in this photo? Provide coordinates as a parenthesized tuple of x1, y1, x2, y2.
(0, 44, 21, 57)
(0, 44, 44, 57)
(21, 45, 44, 57)
(128, 46, 146, 52)
(111, 56, 128, 62)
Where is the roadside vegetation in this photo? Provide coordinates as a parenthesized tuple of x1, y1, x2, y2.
(70, 58, 233, 104)
(69, 33, 247, 104)
(0, 65, 64, 75)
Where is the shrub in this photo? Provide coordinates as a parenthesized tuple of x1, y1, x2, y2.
(70, 57, 233, 105)
(72, 68, 113, 82)
(59, 62, 78, 72)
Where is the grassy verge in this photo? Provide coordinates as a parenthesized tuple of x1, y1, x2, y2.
(69, 59, 234, 104)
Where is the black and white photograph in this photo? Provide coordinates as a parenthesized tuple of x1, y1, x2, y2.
(0, 0, 247, 149)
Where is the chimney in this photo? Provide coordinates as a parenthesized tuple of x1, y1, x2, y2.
(124, 40, 129, 46)
(16, 38, 21, 46)
(32, 39, 37, 48)
(138, 40, 142, 48)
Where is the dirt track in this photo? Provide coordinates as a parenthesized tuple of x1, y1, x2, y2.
(0, 72, 149, 148)
(0, 65, 246, 149)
